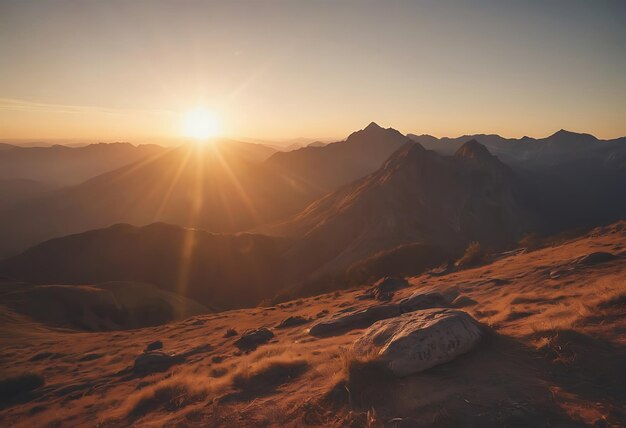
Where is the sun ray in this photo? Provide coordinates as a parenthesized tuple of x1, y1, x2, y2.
(152, 147, 194, 222)
(212, 146, 261, 225)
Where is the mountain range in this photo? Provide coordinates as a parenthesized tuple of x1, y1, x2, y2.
(0, 123, 624, 310)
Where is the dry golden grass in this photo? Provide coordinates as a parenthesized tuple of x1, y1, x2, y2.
(456, 241, 484, 268)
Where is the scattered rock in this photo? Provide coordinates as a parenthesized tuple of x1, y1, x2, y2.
(362, 277, 410, 301)
(374, 276, 409, 293)
(132, 352, 183, 375)
(480, 278, 511, 286)
(234, 328, 274, 351)
(573, 252, 617, 266)
(352, 309, 482, 376)
(452, 295, 477, 308)
(309, 305, 401, 337)
(399, 290, 450, 312)
(223, 328, 238, 338)
(29, 352, 63, 362)
(277, 316, 311, 328)
(144, 340, 163, 352)
(79, 353, 103, 362)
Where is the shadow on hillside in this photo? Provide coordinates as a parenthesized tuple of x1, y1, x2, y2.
(325, 331, 625, 427)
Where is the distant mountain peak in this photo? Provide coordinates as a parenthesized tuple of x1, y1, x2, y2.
(454, 139, 492, 159)
(364, 121, 383, 131)
(547, 129, 597, 143)
(345, 122, 405, 145)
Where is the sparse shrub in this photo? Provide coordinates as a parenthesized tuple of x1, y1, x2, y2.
(0, 373, 44, 403)
(518, 232, 542, 251)
(456, 241, 484, 268)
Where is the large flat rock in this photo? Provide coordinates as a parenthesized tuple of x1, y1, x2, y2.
(352, 309, 482, 376)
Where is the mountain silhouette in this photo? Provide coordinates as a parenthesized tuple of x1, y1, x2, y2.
(265, 122, 410, 191)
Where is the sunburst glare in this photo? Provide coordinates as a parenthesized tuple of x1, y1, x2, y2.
(181, 107, 220, 141)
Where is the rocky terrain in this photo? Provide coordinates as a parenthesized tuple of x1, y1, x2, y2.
(1, 222, 624, 427)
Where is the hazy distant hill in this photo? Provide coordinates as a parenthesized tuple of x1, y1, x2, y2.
(0, 179, 52, 212)
(0, 141, 318, 257)
(0, 223, 289, 311)
(265, 122, 410, 191)
(0, 142, 167, 187)
(408, 129, 626, 166)
(0, 126, 405, 257)
(269, 140, 534, 281)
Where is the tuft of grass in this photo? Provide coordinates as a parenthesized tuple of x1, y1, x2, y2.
(328, 348, 391, 410)
(518, 232, 542, 251)
(231, 355, 308, 396)
(119, 375, 221, 420)
(456, 241, 484, 268)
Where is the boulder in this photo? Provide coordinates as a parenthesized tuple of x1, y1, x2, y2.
(352, 309, 482, 376)
(374, 277, 409, 293)
(309, 304, 401, 337)
(367, 277, 410, 301)
(399, 290, 450, 312)
(133, 351, 183, 375)
(277, 316, 311, 329)
(223, 328, 238, 338)
(234, 328, 274, 351)
(145, 340, 163, 352)
(573, 252, 617, 266)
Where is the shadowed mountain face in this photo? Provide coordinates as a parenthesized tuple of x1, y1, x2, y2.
(408, 130, 626, 231)
(0, 142, 320, 257)
(0, 223, 289, 311)
(267, 140, 533, 282)
(0, 143, 167, 187)
(265, 122, 410, 191)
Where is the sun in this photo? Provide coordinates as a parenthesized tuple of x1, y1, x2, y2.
(181, 107, 220, 141)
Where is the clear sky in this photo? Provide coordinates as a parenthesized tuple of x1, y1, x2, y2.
(1, 0, 625, 142)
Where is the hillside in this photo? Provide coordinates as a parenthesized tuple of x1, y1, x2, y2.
(0, 223, 289, 311)
(0, 281, 207, 331)
(1, 222, 623, 427)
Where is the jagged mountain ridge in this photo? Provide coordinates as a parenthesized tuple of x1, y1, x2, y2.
(265, 122, 410, 191)
(268, 140, 533, 282)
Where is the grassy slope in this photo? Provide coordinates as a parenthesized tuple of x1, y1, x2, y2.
(0, 222, 624, 427)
